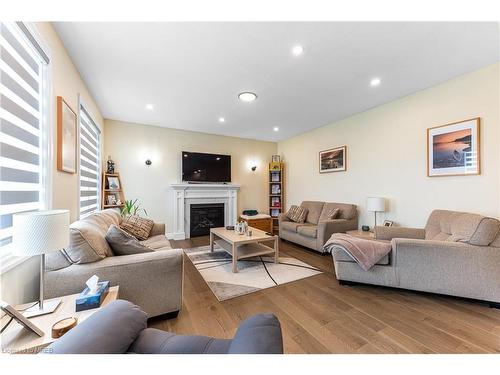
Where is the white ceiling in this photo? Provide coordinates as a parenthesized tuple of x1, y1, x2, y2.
(54, 22, 499, 142)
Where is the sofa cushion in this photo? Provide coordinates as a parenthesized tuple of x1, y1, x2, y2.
(319, 207, 340, 221)
(300, 201, 325, 224)
(332, 247, 390, 266)
(466, 217, 500, 246)
(286, 205, 308, 223)
(105, 225, 154, 256)
(297, 225, 318, 238)
(45, 250, 72, 271)
(120, 215, 154, 241)
(320, 202, 357, 221)
(280, 221, 302, 232)
(65, 222, 110, 264)
(140, 235, 172, 251)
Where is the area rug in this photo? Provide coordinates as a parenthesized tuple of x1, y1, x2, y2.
(184, 244, 322, 301)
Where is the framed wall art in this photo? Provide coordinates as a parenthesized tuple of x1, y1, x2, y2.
(319, 146, 347, 173)
(427, 118, 480, 177)
(57, 96, 77, 173)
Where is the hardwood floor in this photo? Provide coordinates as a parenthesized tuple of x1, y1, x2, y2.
(148, 236, 500, 353)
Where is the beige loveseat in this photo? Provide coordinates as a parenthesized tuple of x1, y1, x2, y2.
(45, 210, 183, 318)
(332, 209, 500, 306)
(279, 201, 358, 253)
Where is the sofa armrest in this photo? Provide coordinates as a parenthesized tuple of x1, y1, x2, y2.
(45, 249, 184, 317)
(150, 222, 166, 237)
(278, 213, 290, 223)
(318, 218, 358, 245)
(45, 300, 147, 354)
(228, 313, 283, 354)
(374, 226, 425, 241)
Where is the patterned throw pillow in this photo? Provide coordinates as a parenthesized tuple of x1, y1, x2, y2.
(286, 205, 308, 223)
(120, 215, 154, 241)
(105, 225, 154, 255)
(322, 208, 340, 221)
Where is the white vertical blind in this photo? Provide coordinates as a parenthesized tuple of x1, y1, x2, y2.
(0, 22, 48, 250)
(79, 104, 100, 218)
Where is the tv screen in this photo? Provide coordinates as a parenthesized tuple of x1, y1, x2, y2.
(182, 151, 231, 183)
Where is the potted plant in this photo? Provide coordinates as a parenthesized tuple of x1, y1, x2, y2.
(121, 199, 147, 217)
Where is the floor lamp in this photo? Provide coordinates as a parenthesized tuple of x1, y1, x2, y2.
(12, 210, 70, 318)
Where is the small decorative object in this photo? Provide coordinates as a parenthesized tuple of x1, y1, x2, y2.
(116, 199, 122, 205)
(107, 176, 120, 190)
(361, 225, 370, 232)
(121, 199, 147, 217)
(247, 229, 253, 237)
(106, 195, 117, 206)
(106, 156, 115, 174)
(75, 275, 110, 312)
(271, 184, 281, 194)
(427, 118, 480, 177)
(272, 155, 281, 162)
(145, 159, 152, 166)
(383, 220, 394, 227)
(57, 96, 77, 174)
(0, 301, 43, 337)
(319, 146, 347, 173)
(269, 162, 282, 171)
(270, 171, 280, 182)
(242, 209, 258, 216)
(270, 208, 280, 218)
(366, 197, 386, 227)
(51, 317, 78, 338)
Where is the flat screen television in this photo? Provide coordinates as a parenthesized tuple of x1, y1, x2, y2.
(182, 151, 231, 183)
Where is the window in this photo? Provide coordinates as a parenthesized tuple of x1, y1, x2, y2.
(78, 103, 101, 218)
(0, 22, 50, 255)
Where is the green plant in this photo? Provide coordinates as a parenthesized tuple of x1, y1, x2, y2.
(121, 199, 148, 217)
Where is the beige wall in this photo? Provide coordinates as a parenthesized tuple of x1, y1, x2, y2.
(104, 120, 277, 234)
(278, 63, 500, 229)
(1, 22, 103, 304)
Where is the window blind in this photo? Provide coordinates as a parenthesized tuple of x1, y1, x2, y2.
(0, 22, 47, 249)
(79, 105, 100, 218)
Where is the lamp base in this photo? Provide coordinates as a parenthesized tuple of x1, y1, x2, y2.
(23, 299, 61, 318)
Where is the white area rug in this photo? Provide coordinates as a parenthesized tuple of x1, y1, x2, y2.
(185, 245, 322, 301)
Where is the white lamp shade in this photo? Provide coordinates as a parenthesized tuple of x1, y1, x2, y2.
(366, 197, 386, 212)
(12, 210, 70, 257)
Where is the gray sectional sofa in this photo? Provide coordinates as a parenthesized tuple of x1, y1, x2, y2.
(332, 209, 500, 306)
(279, 201, 358, 253)
(45, 210, 183, 318)
(45, 300, 284, 354)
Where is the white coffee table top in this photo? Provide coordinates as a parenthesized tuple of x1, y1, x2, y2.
(210, 226, 275, 245)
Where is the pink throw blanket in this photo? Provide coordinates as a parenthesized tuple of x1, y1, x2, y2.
(323, 233, 391, 271)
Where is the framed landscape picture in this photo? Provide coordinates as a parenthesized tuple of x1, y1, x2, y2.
(319, 146, 347, 173)
(57, 96, 77, 173)
(427, 118, 480, 177)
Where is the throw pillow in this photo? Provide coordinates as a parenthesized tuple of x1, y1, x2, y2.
(120, 215, 154, 241)
(105, 225, 154, 256)
(286, 205, 308, 223)
(320, 208, 340, 221)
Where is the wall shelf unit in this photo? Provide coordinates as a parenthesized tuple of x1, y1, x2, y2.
(101, 172, 126, 210)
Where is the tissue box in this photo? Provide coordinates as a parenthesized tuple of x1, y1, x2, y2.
(75, 281, 110, 312)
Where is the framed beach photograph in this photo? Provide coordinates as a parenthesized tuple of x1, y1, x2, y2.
(427, 118, 480, 177)
(56, 96, 77, 173)
(319, 146, 347, 173)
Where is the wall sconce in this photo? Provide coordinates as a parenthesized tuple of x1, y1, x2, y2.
(251, 165, 257, 171)
(145, 159, 152, 166)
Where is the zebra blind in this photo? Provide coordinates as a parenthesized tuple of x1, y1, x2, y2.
(79, 105, 101, 218)
(0, 22, 47, 250)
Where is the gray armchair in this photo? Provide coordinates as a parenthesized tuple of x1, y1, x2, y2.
(45, 300, 284, 354)
(279, 201, 358, 253)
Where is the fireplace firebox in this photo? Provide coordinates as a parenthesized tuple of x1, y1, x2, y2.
(189, 203, 225, 237)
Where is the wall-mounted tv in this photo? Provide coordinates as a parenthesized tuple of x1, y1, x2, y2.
(182, 151, 231, 183)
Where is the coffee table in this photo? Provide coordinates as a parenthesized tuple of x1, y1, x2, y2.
(209, 227, 279, 273)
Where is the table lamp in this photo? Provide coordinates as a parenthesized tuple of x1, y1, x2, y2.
(12, 210, 70, 318)
(366, 197, 385, 228)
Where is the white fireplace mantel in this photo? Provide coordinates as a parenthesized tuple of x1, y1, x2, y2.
(168, 183, 240, 240)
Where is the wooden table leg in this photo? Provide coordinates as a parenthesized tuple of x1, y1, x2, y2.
(274, 237, 279, 264)
(232, 243, 238, 273)
(210, 231, 214, 252)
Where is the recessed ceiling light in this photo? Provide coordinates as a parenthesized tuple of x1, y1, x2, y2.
(273, 127, 279, 132)
(146, 104, 154, 110)
(218, 117, 225, 123)
(370, 78, 381, 87)
(238, 92, 257, 102)
(291, 45, 304, 56)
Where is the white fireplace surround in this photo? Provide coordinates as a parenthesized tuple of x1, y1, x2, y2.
(168, 183, 240, 240)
